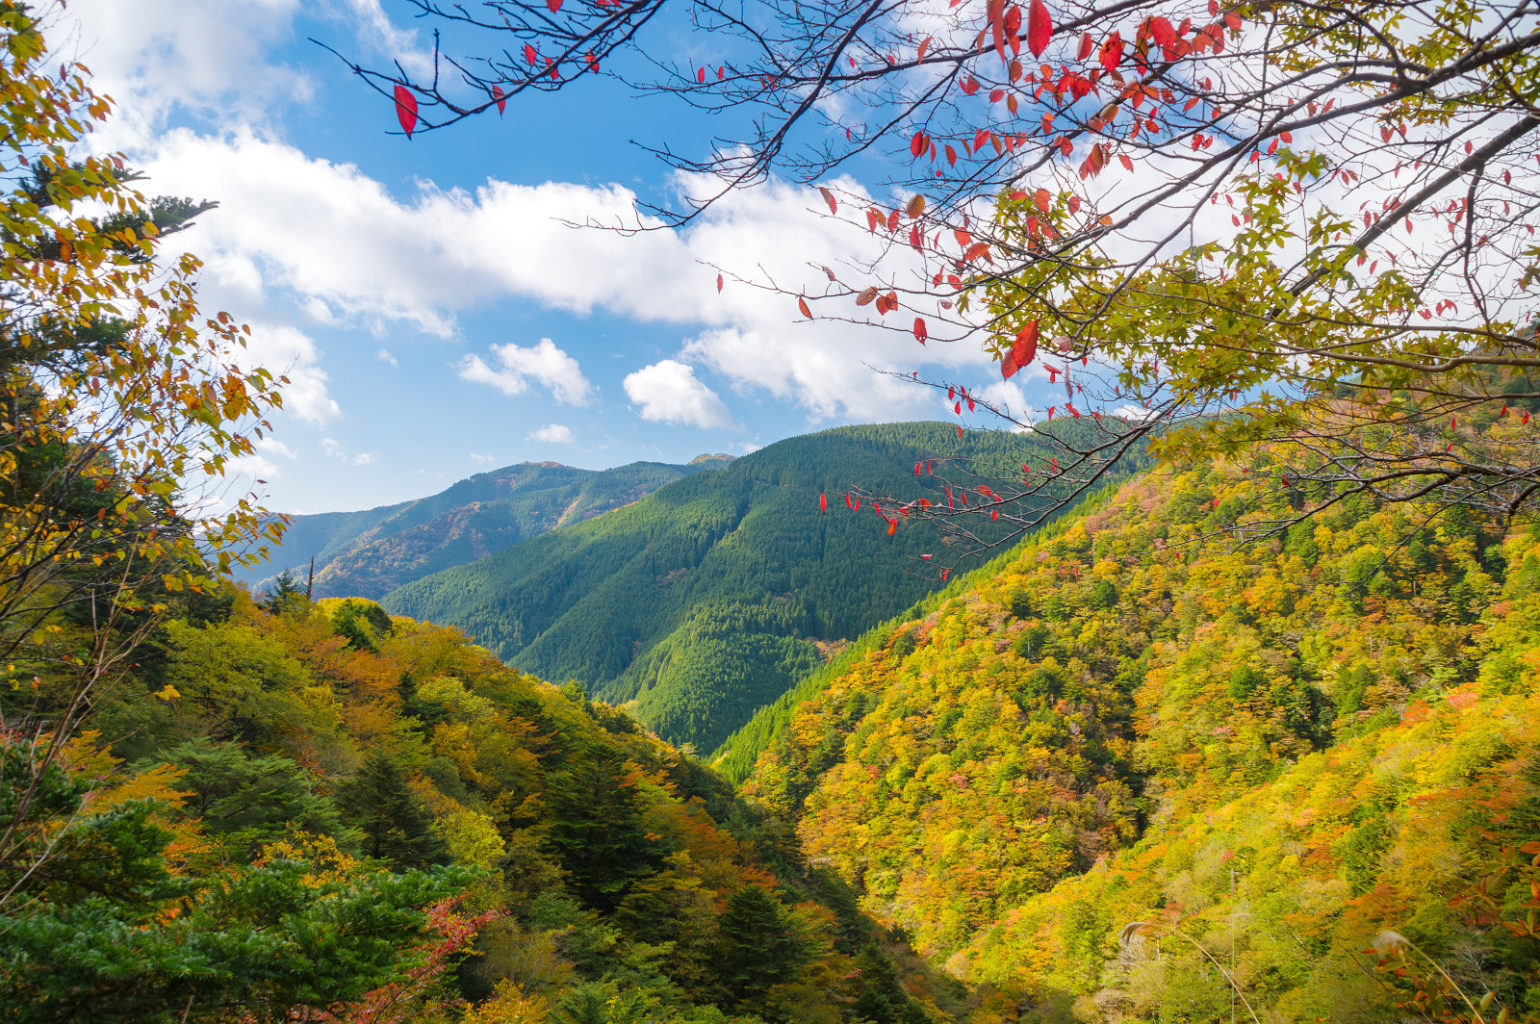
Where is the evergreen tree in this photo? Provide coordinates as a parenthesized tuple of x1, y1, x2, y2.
(713, 884, 810, 1007)
(543, 747, 662, 911)
(337, 750, 442, 867)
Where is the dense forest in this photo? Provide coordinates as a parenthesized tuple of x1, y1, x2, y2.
(723, 441, 1540, 1020)
(6, 0, 1540, 1020)
(4, 588, 972, 1024)
(234, 458, 727, 600)
(385, 422, 1134, 753)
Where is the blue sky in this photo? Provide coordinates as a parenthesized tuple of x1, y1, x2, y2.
(61, 0, 1046, 514)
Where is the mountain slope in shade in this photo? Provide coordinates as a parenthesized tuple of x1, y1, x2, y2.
(235, 457, 729, 600)
(733, 450, 1540, 1020)
(383, 422, 1132, 754)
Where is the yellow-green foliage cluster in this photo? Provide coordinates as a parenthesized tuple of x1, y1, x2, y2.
(26, 591, 959, 1024)
(748, 458, 1540, 1020)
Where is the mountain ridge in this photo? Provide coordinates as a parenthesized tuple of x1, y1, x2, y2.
(236, 456, 731, 599)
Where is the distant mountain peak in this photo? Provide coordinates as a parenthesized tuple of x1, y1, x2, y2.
(688, 453, 736, 466)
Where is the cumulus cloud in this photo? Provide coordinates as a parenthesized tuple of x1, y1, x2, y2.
(469, 452, 497, 464)
(376, 347, 398, 368)
(527, 423, 576, 444)
(128, 129, 997, 421)
(624, 360, 735, 429)
(458, 339, 593, 405)
(242, 324, 339, 425)
(61, 0, 429, 149)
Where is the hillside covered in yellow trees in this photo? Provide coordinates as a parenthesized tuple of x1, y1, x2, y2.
(728, 455, 1540, 1021)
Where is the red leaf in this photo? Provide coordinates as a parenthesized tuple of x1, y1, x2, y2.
(915, 462, 923, 475)
(1033, 188, 1051, 214)
(492, 85, 507, 114)
(697, 66, 706, 83)
(918, 36, 932, 60)
(393, 85, 418, 138)
(1026, 0, 1052, 57)
(941, 567, 950, 581)
(913, 317, 928, 343)
(819, 186, 838, 214)
(523, 44, 538, 64)
(1001, 319, 1039, 379)
(798, 296, 813, 317)
(1078, 30, 1094, 59)
(716, 273, 724, 293)
(988, 0, 1007, 62)
(887, 518, 898, 536)
(547, 0, 562, 10)
(820, 492, 828, 513)
(910, 131, 928, 157)
(1099, 32, 1123, 76)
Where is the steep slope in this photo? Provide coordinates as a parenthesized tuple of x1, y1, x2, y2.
(235, 457, 724, 599)
(20, 591, 966, 1024)
(736, 455, 1540, 1020)
(385, 422, 1124, 753)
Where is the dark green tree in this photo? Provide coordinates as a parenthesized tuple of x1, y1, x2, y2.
(150, 739, 349, 857)
(0, 740, 469, 1024)
(712, 884, 810, 1007)
(543, 746, 663, 911)
(337, 750, 443, 867)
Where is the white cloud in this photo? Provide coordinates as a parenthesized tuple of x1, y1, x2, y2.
(376, 347, 398, 368)
(321, 437, 345, 459)
(129, 129, 997, 421)
(352, 452, 375, 466)
(974, 380, 1034, 424)
(59, 0, 311, 149)
(469, 452, 497, 464)
(527, 423, 576, 444)
(624, 360, 734, 429)
(242, 324, 340, 425)
(458, 338, 592, 405)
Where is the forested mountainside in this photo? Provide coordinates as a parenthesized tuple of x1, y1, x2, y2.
(384, 422, 1132, 754)
(724, 451, 1540, 1020)
(3, 590, 970, 1024)
(233, 457, 726, 600)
